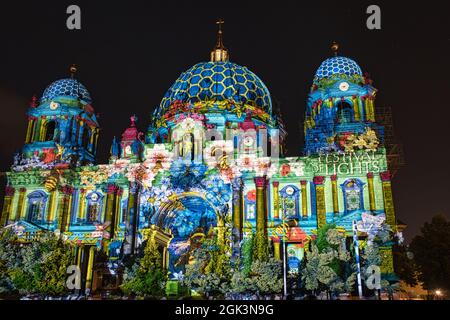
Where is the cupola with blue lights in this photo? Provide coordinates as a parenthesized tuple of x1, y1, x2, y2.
(13, 65, 100, 171)
(40, 78, 92, 104)
(304, 42, 384, 155)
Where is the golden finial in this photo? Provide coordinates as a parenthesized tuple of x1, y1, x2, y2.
(211, 19, 229, 62)
(69, 64, 77, 78)
(331, 41, 339, 56)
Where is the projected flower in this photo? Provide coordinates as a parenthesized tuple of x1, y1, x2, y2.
(203, 175, 231, 206)
(170, 161, 207, 191)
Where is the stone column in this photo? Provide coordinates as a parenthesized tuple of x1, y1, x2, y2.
(127, 182, 140, 254)
(351, 95, 361, 121)
(103, 184, 118, 253)
(231, 178, 244, 243)
(46, 189, 57, 225)
(58, 186, 74, 232)
(254, 176, 269, 261)
(78, 188, 87, 221)
(300, 180, 308, 218)
(162, 246, 169, 270)
(254, 176, 268, 235)
(16, 187, 27, 221)
(380, 171, 396, 230)
(25, 117, 34, 143)
(85, 246, 96, 295)
(313, 176, 326, 229)
(114, 187, 123, 233)
(1, 186, 15, 226)
(273, 238, 281, 261)
(364, 96, 375, 122)
(76, 245, 83, 269)
(330, 174, 339, 215)
(367, 172, 376, 212)
(34, 116, 43, 142)
(272, 181, 280, 219)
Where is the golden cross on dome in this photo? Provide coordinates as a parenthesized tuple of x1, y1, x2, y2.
(216, 19, 224, 32)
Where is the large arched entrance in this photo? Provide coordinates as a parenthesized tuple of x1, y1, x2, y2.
(150, 193, 219, 277)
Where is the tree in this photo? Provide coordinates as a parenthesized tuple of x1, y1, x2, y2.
(253, 232, 269, 262)
(181, 235, 231, 297)
(121, 237, 167, 297)
(0, 229, 75, 297)
(248, 258, 283, 297)
(392, 243, 418, 287)
(32, 235, 75, 296)
(227, 257, 283, 299)
(301, 224, 356, 299)
(410, 214, 450, 291)
(0, 229, 19, 295)
(241, 235, 253, 276)
(361, 242, 381, 298)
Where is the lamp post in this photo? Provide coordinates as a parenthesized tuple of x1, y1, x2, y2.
(352, 220, 363, 299)
(279, 221, 289, 298)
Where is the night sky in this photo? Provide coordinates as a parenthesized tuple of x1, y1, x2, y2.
(0, 0, 449, 242)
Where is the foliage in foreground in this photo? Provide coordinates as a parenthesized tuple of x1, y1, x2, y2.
(301, 224, 356, 298)
(0, 228, 75, 296)
(121, 237, 167, 297)
(181, 233, 283, 298)
(410, 214, 450, 291)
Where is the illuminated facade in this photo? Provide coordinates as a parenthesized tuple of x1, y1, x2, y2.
(0, 28, 398, 293)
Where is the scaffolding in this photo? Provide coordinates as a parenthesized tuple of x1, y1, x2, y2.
(376, 105, 405, 178)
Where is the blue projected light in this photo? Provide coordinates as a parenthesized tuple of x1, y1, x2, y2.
(41, 78, 92, 103)
(157, 61, 272, 116)
(315, 56, 362, 79)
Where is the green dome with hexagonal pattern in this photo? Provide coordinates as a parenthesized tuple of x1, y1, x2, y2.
(155, 61, 272, 118)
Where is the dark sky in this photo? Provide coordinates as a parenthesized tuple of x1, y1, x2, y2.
(0, 0, 449, 242)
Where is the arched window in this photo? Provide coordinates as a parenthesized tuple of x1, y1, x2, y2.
(85, 192, 103, 223)
(341, 179, 364, 212)
(337, 101, 353, 123)
(82, 127, 90, 149)
(280, 185, 300, 220)
(26, 191, 48, 223)
(44, 121, 56, 141)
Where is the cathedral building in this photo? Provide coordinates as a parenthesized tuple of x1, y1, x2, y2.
(0, 25, 398, 293)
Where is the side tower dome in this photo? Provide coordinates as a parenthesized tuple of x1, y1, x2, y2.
(304, 42, 383, 155)
(40, 78, 92, 104)
(13, 65, 100, 171)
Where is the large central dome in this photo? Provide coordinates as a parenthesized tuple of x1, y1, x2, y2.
(156, 61, 272, 118)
